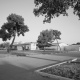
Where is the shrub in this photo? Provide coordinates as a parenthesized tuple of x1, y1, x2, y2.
(11, 52, 26, 56)
(16, 53, 26, 56)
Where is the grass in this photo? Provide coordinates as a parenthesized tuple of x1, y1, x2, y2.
(10, 50, 80, 58)
(56, 51, 80, 58)
(40, 59, 80, 80)
(0, 49, 80, 58)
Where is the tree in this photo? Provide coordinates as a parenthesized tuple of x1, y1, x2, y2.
(72, 42, 80, 45)
(3, 42, 10, 48)
(52, 30, 61, 51)
(33, 0, 80, 23)
(0, 13, 29, 52)
(37, 29, 61, 50)
(0, 43, 5, 48)
(76, 42, 80, 45)
(0, 42, 10, 49)
(37, 29, 52, 49)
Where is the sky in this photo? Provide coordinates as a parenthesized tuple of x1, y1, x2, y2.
(0, 0, 80, 44)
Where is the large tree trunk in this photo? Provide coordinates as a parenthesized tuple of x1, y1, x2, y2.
(7, 35, 16, 53)
(56, 39, 61, 51)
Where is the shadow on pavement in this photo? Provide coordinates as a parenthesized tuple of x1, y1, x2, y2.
(0, 61, 55, 80)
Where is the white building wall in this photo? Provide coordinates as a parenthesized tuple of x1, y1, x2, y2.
(59, 43, 69, 51)
(30, 43, 36, 50)
(17, 46, 22, 50)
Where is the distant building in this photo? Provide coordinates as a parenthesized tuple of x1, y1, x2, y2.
(44, 42, 69, 51)
(13, 42, 37, 50)
(24, 42, 37, 50)
(59, 43, 69, 51)
(64, 45, 80, 51)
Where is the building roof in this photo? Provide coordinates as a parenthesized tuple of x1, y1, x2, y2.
(13, 42, 37, 46)
(49, 42, 68, 46)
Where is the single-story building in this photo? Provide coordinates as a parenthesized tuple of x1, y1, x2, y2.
(64, 45, 80, 51)
(12, 42, 37, 50)
(44, 42, 69, 51)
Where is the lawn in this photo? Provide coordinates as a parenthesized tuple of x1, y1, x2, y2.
(56, 51, 80, 58)
(10, 50, 80, 58)
(1, 49, 80, 58)
(40, 59, 80, 80)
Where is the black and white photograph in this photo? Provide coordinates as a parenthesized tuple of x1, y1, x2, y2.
(0, 0, 80, 80)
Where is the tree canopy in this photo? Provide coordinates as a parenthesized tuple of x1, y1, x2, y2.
(37, 29, 61, 49)
(0, 13, 29, 51)
(33, 0, 80, 23)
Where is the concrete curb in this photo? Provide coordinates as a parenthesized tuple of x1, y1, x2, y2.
(35, 58, 77, 80)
